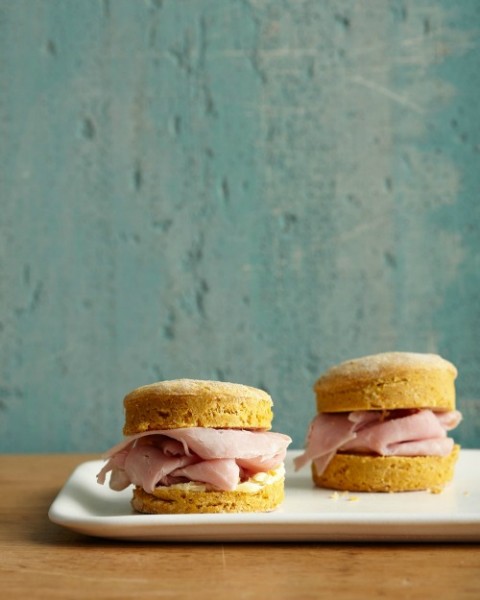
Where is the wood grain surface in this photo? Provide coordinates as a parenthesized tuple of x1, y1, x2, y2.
(1, 454, 479, 599)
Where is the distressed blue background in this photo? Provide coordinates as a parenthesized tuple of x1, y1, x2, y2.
(1, 0, 479, 452)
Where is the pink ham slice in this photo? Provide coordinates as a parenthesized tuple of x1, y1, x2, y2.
(123, 445, 198, 493)
(294, 409, 461, 476)
(385, 437, 454, 456)
(97, 428, 291, 493)
(173, 459, 241, 491)
(340, 410, 449, 455)
(237, 451, 287, 474)
(156, 429, 290, 464)
(292, 414, 361, 472)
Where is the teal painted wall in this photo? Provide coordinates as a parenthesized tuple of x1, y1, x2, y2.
(1, 0, 479, 452)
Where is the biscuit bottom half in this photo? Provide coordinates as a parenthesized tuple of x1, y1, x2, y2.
(131, 477, 285, 514)
(312, 445, 460, 493)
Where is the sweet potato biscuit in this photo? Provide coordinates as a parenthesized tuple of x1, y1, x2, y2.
(314, 352, 457, 413)
(132, 477, 285, 514)
(312, 445, 460, 492)
(123, 379, 273, 435)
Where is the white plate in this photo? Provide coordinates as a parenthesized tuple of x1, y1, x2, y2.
(48, 450, 480, 542)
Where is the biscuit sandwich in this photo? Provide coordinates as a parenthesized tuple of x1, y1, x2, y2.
(97, 379, 292, 513)
(294, 352, 462, 492)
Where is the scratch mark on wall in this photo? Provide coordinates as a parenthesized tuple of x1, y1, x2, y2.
(350, 75, 424, 114)
(102, 0, 110, 18)
(80, 117, 96, 140)
(46, 39, 57, 56)
(336, 215, 391, 244)
(258, 47, 319, 60)
(133, 162, 143, 192)
(256, 103, 309, 116)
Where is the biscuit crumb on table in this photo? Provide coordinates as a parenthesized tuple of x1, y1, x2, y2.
(328, 491, 360, 503)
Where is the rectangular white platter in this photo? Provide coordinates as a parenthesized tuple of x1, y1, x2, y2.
(48, 450, 480, 542)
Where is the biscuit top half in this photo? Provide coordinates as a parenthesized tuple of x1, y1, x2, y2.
(123, 379, 273, 435)
(314, 352, 457, 413)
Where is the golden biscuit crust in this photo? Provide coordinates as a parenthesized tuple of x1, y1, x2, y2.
(131, 477, 285, 514)
(312, 445, 460, 492)
(314, 352, 457, 413)
(123, 379, 273, 435)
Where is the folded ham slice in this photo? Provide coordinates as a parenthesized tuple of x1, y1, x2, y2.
(294, 409, 462, 476)
(97, 428, 292, 493)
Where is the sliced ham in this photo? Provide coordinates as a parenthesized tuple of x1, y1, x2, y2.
(123, 445, 198, 493)
(237, 451, 287, 475)
(156, 428, 290, 461)
(436, 410, 462, 430)
(96, 448, 130, 488)
(295, 409, 461, 476)
(386, 437, 454, 457)
(293, 414, 358, 471)
(109, 467, 132, 491)
(340, 410, 448, 455)
(97, 428, 291, 493)
(173, 459, 240, 491)
(348, 411, 384, 427)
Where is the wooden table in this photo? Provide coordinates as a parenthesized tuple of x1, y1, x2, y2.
(1, 454, 479, 599)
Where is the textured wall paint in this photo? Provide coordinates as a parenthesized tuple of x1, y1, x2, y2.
(1, 0, 479, 452)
